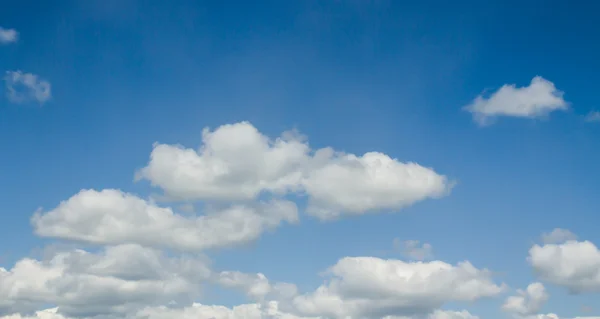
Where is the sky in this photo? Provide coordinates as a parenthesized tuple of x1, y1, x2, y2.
(1, 0, 600, 318)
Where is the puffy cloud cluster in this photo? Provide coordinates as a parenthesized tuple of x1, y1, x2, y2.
(0, 244, 210, 317)
(464, 76, 568, 125)
(2, 121, 478, 319)
(32, 189, 299, 251)
(528, 239, 600, 293)
(291, 257, 503, 318)
(136, 122, 452, 220)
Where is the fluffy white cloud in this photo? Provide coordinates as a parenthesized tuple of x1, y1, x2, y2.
(136, 121, 452, 220)
(32, 189, 298, 252)
(528, 239, 600, 293)
(585, 111, 600, 123)
(4, 71, 51, 104)
(0, 27, 18, 44)
(291, 257, 504, 318)
(541, 228, 577, 245)
(502, 282, 548, 316)
(393, 239, 433, 261)
(0, 244, 210, 317)
(464, 76, 567, 125)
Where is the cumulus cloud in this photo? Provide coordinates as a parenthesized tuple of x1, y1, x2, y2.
(32, 189, 298, 252)
(541, 228, 577, 245)
(0, 27, 18, 44)
(4, 71, 52, 104)
(502, 282, 548, 316)
(136, 121, 452, 220)
(464, 76, 567, 125)
(528, 239, 600, 293)
(393, 239, 433, 261)
(0, 244, 210, 317)
(291, 257, 504, 318)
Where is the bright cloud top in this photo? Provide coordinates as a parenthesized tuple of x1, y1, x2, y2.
(464, 76, 567, 125)
(0, 27, 18, 44)
(4, 71, 52, 104)
(528, 236, 600, 293)
(136, 121, 452, 220)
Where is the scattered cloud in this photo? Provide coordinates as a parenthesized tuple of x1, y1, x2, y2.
(291, 257, 504, 318)
(393, 239, 434, 261)
(502, 282, 548, 316)
(541, 228, 577, 245)
(585, 111, 600, 123)
(4, 71, 52, 104)
(464, 76, 567, 126)
(528, 238, 600, 293)
(32, 189, 299, 252)
(136, 121, 452, 220)
(0, 27, 18, 44)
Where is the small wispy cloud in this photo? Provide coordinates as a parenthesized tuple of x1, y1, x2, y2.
(4, 70, 52, 104)
(393, 239, 433, 261)
(0, 27, 18, 44)
(584, 111, 600, 123)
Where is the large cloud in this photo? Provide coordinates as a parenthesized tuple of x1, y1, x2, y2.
(528, 239, 600, 293)
(290, 257, 504, 318)
(0, 244, 210, 317)
(32, 189, 298, 251)
(464, 76, 567, 125)
(136, 121, 451, 220)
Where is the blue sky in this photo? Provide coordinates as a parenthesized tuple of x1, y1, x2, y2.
(1, 1, 599, 319)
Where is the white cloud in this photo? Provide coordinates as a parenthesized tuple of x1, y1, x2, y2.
(585, 111, 600, 123)
(502, 282, 548, 316)
(291, 257, 504, 318)
(32, 189, 298, 252)
(0, 244, 210, 317)
(136, 121, 452, 220)
(528, 239, 600, 293)
(0, 27, 18, 44)
(393, 239, 433, 261)
(4, 71, 52, 104)
(464, 76, 567, 125)
(541, 228, 577, 245)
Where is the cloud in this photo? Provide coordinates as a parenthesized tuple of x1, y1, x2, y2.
(464, 76, 567, 125)
(0, 27, 18, 44)
(136, 121, 452, 220)
(0, 244, 210, 317)
(32, 189, 298, 252)
(393, 239, 433, 261)
(528, 239, 600, 293)
(585, 111, 600, 123)
(502, 282, 548, 316)
(540, 228, 577, 245)
(4, 71, 52, 104)
(291, 257, 504, 318)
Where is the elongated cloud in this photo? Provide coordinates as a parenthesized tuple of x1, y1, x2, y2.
(137, 121, 452, 220)
(464, 76, 567, 125)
